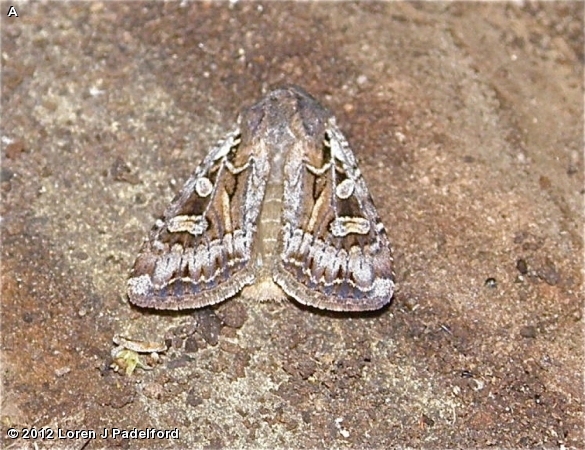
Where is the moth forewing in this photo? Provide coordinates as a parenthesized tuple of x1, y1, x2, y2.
(127, 86, 394, 312)
(274, 115, 394, 311)
(127, 128, 264, 310)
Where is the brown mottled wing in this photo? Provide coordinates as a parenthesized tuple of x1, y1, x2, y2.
(274, 110, 395, 312)
(127, 129, 268, 309)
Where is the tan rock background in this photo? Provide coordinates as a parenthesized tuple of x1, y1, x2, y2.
(2, 2, 582, 448)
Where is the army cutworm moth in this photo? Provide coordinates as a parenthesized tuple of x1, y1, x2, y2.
(128, 86, 394, 311)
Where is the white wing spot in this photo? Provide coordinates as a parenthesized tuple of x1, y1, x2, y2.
(195, 177, 213, 197)
(167, 215, 208, 236)
(330, 216, 370, 237)
(335, 178, 355, 199)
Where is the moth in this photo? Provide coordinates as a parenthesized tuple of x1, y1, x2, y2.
(127, 85, 394, 312)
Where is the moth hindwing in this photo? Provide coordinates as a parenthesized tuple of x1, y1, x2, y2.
(127, 85, 395, 311)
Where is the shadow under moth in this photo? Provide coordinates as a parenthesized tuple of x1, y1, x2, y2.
(127, 85, 394, 312)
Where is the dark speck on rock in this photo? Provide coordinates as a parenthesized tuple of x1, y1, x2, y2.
(195, 308, 223, 346)
(166, 355, 194, 369)
(110, 156, 140, 184)
(215, 301, 248, 329)
(298, 359, 317, 380)
(485, 277, 497, 288)
(421, 414, 435, 427)
(186, 388, 204, 407)
(5, 140, 25, 159)
(537, 258, 560, 286)
(520, 325, 537, 339)
(516, 258, 528, 275)
(184, 335, 199, 353)
(0, 168, 15, 182)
